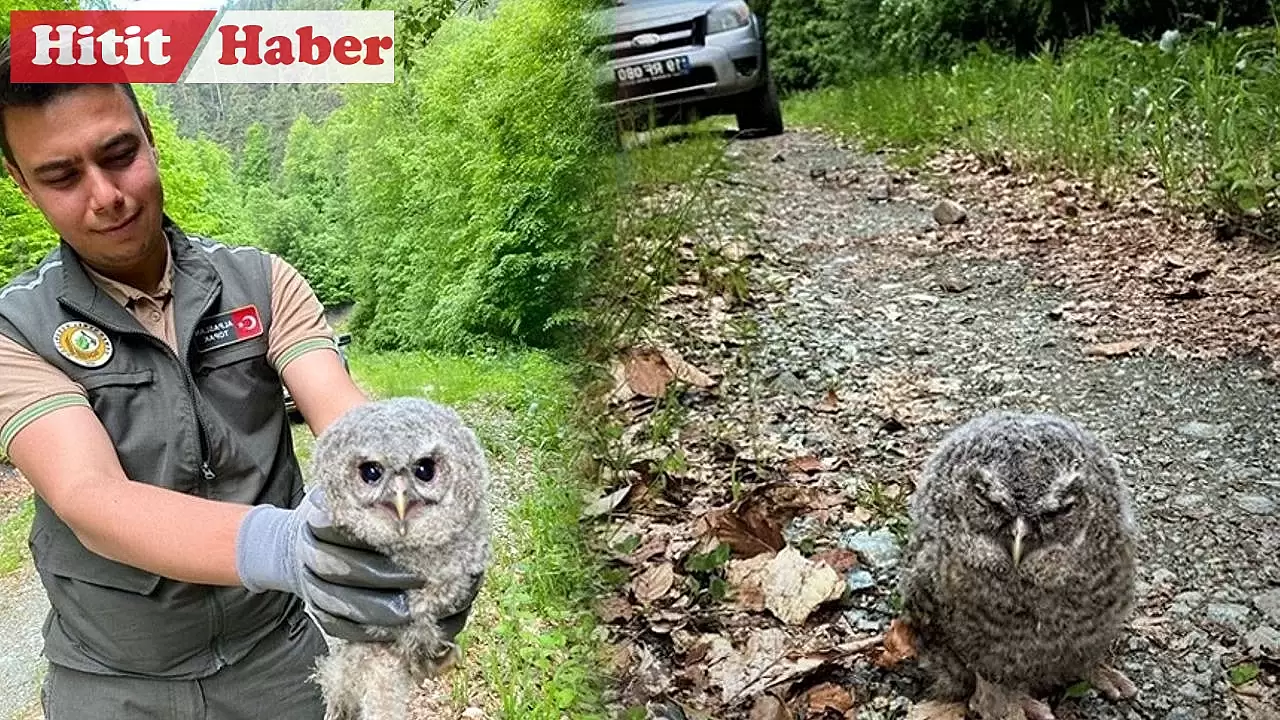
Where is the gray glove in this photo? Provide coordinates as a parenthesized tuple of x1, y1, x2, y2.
(236, 485, 424, 642)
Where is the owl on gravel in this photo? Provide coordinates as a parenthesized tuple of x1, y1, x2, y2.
(310, 397, 491, 720)
(897, 411, 1139, 720)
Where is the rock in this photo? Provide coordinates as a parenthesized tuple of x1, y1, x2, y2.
(846, 569, 876, 592)
(1150, 568, 1178, 588)
(1235, 494, 1277, 516)
(867, 179, 891, 201)
(1244, 625, 1280, 658)
(842, 608, 883, 632)
(1205, 602, 1252, 635)
(839, 529, 900, 569)
(770, 151, 785, 163)
(809, 168, 827, 180)
(1253, 588, 1280, 626)
(1177, 421, 1230, 439)
(770, 369, 803, 393)
(932, 199, 967, 225)
(1170, 591, 1204, 617)
(461, 709, 487, 720)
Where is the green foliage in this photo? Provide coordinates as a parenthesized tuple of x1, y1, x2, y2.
(343, 0, 614, 351)
(762, 0, 1280, 92)
(1229, 662, 1260, 686)
(238, 122, 273, 187)
(786, 27, 1280, 225)
(0, 496, 34, 577)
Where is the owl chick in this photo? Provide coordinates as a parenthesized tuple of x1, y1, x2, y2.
(898, 411, 1138, 720)
(309, 397, 491, 720)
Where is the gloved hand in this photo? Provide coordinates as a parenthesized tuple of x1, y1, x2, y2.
(236, 485, 424, 642)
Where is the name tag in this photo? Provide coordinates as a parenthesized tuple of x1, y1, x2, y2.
(194, 305, 264, 353)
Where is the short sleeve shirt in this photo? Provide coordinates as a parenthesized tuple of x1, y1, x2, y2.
(0, 247, 336, 455)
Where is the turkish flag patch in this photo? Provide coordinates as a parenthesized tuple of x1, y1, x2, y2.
(194, 305, 264, 353)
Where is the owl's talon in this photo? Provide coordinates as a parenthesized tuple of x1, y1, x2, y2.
(970, 675, 1055, 720)
(1018, 696, 1055, 720)
(1088, 665, 1138, 701)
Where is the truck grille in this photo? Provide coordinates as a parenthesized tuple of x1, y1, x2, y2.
(602, 16, 705, 61)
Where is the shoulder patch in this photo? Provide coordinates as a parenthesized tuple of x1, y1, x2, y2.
(53, 321, 113, 368)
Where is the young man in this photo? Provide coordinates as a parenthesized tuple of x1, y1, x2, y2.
(0, 46, 473, 718)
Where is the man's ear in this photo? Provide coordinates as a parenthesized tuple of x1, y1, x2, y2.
(4, 159, 34, 202)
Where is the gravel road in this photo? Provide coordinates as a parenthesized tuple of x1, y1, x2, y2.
(0, 564, 48, 720)
(620, 128, 1280, 719)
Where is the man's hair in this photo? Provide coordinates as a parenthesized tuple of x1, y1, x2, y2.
(0, 37, 147, 170)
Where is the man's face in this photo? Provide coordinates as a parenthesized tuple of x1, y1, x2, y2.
(2, 85, 164, 275)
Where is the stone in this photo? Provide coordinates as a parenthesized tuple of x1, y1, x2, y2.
(867, 179, 891, 201)
(839, 529, 900, 569)
(1177, 421, 1229, 439)
(932, 199, 967, 225)
(1253, 588, 1280, 626)
(845, 569, 876, 592)
(1205, 602, 1252, 635)
(1235, 494, 1277, 516)
(1244, 625, 1280, 658)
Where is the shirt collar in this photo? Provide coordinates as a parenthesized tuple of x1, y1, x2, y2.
(82, 242, 174, 308)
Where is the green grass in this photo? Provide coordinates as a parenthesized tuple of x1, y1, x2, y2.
(785, 27, 1280, 225)
(0, 497, 34, 577)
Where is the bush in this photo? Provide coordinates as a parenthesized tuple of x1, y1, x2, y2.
(762, 0, 1280, 92)
(342, 0, 614, 351)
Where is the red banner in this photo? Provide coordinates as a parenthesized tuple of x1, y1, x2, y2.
(8, 11, 216, 83)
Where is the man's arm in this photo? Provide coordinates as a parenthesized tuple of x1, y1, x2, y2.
(281, 348, 366, 438)
(8, 406, 248, 585)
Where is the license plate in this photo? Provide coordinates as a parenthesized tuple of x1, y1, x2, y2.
(615, 56, 691, 86)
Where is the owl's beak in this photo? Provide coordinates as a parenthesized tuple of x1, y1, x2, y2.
(394, 486, 409, 533)
(1011, 516, 1029, 566)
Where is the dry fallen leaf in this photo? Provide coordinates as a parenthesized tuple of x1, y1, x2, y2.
(625, 347, 676, 397)
(700, 501, 785, 558)
(660, 347, 717, 388)
(806, 683, 855, 714)
(906, 700, 968, 720)
(1083, 339, 1142, 357)
(595, 596, 634, 624)
(749, 694, 792, 720)
(875, 618, 919, 668)
(786, 455, 824, 475)
(814, 389, 840, 413)
(764, 546, 845, 625)
(582, 484, 632, 518)
(633, 562, 675, 605)
(705, 630, 827, 703)
(812, 548, 860, 573)
(726, 552, 773, 611)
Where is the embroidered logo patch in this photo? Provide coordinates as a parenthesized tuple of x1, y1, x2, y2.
(194, 305, 264, 353)
(53, 321, 113, 368)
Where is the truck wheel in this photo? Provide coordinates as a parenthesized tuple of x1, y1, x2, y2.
(735, 70, 784, 137)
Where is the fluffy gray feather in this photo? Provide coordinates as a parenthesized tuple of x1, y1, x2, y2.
(898, 411, 1138, 720)
(310, 397, 491, 720)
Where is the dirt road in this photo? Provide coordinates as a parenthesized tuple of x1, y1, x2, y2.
(598, 129, 1280, 720)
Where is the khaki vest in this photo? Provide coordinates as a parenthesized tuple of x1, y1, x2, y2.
(0, 221, 306, 679)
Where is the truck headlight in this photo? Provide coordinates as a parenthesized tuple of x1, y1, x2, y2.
(706, 0, 750, 34)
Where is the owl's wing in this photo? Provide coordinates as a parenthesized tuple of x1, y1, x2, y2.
(898, 534, 945, 635)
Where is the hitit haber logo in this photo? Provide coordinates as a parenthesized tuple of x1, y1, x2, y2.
(8, 10, 395, 84)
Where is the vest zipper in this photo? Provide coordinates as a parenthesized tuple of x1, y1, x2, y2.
(60, 301, 219, 492)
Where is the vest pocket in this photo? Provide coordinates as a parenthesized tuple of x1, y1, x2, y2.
(79, 369, 155, 391)
(31, 521, 162, 595)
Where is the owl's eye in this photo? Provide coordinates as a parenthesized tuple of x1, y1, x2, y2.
(357, 461, 384, 484)
(413, 457, 436, 482)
